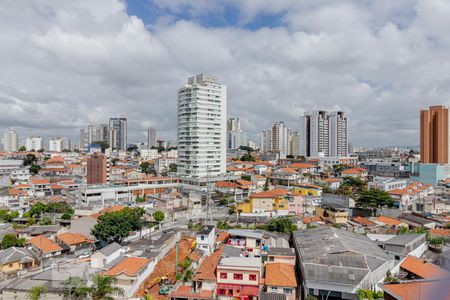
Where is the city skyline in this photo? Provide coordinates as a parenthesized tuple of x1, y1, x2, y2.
(2, 1, 450, 146)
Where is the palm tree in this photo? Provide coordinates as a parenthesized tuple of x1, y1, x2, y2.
(63, 276, 89, 299)
(27, 286, 47, 300)
(89, 274, 124, 300)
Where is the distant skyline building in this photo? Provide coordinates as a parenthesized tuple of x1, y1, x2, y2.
(98, 123, 109, 144)
(260, 129, 272, 152)
(300, 110, 348, 157)
(48, 138, 63, 152)
(420, 105, 450, 164)
(271, 121, 289, 157)
(289, 131, 300, 156)
(86, 152, 108, 184)
(109, 117, 127, 150)
(25, 136, 42, 151)
(227, 117, 246, 149)
(2, 128, 18, 152)
(177, 74, 227, 178)
(79, 125, 97, 151)
(147, 127, 156, 149)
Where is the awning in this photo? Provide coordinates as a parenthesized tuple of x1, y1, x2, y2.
(240, 286, 259, 296)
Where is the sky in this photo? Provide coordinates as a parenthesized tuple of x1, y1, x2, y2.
(1, 0, 450, 147)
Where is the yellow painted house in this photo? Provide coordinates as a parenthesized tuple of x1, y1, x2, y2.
(0, 247, 37, 274)
(293, 183, 322, 197)
(315, 205, 348, 224)
(237, 189, 289, 217)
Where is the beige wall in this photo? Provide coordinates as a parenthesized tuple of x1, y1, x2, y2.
(217, 267, 260, 286)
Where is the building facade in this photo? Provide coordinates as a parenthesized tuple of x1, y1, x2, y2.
(147, 127, 156, 149)
(109, 118, 127, 150)
(87, 152, 108, 185)
(227, 117, 246, 150)
(420, 105, 449, 164)
(177, 74, 227, 178)
(25, 137, 42, 151)
(2, 128, 18, 152)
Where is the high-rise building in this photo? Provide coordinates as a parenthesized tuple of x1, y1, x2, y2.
(260, 129, 272, 152)
(227, 117, 246, 149)
(177, 74, 227, 178)
(271, 121, 289, 157)
(98, 124, 109, 144)
(26, 137, 42, 151)
(79, 125, 97, 151)
(147, 127, 156, 149)
(61, 137, 71, 150)
(289, 131, 300, 156)
(420, 105, 450, 164)
(87, 152, 108, 184)
(109, 118, 127, 150)
(2, 128, 18, 152)
(48, 138, 63, 152)
(300, 110, 348, 157)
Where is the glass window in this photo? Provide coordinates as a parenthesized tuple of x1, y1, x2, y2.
(249, 274, 257, 281)
(233, 273, 243, 280)
(220, 273, 227, 279)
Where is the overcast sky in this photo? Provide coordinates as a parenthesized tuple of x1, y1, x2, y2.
(1, 0, 450, 147)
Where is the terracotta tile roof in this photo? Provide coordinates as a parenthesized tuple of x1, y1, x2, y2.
(188, 251, 202, 262)
(375, 216, 403, 226)
(31, 179, 50, 185)
(383, 280, 450, 300)
(323, 177, 341, 183)
(290, 163, 316, 169)
(295, 183, 322, 189)
(215, 181, 240, 188)
(342, 167, 367, 175)
(401, 256, 449, 279)
(8, 189, 28, 196)
(254, 175, 266, 180)
(30, 235, 63, 253)
(57, 233, 92, 246)
(91, 205, 125, 219)
(352, 216, 377, 227)
(389, 182, 432, 197)
(278, 167, 298, 173)
(46, 156, 65, 164)
(236, 179, 256, 186)
(194, 246, 224, 281)
(170, 286, 213, 299)
(216, 232, 229, 243)
(265, 263, 297, 287)
(15, 184, 31, 189)
(103, 257, 150, 277)
(302, 216, 321, 224)
(250, 189, 288, 198)
(50, 184, 63, 190)
(430, 228, 450, 237)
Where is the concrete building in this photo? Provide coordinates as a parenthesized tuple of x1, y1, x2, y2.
(271, 121, 289, 158)
(140, 149, 159, 161)
(227, 117, 246, 150)
(177, 74, 227, 178)
(196, 225, 216, 255)
(48, 138, 63, 152)
(98, 123, 109, 144)
(2, 128, 18, 152)
(25, 136, 42, 151)
(293, 227, 394, 300)
(86, 152, 108, 185)
(288, 131, 300, 156)
(300, 110, 348, 157)
(420, 105, 449, 164)
(368, 177, 408, 191)
(147, 127, 156, 149)
(79, 125, 97, 151)
(260, 129, 272, 152)
(109, 117, 127, 150)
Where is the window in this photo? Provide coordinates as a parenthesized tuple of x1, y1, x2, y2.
(220, 273, 227, 279)
(283, 288, 293, 294)
(271, 287, 277, 292)
(201, 235, 205, 240)
(233, 273, 243, 280)
(249, 274, 257, 281)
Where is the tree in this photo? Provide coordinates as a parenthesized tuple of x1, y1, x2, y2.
(89, 274, 124, 300)
(263, 178, 270, 191)
(91, 208, 145, 243)
(135, 195, 146, 203)
(140, 162, 156, 175)
(1, 234, 25, 249)
(266, 218, 297, 233)
(61, 212, 72, 220)
(19, 146, 26, 152)
(23, 154, 37, 166)
(27, 286, 47, 300)
(37, 148, 45, 153)
(39, 216, 53, 225)
(240, 152, 255, 162)
(153, 210, 165, 223)
(91, 141, 109, 153)
(356, 189, 394, 216)
(63, 276, 89, 299)
(29, 164, 41, 174)
(239, 146, 254, 152)
(340, 176, 366, 196)
(241, 175, 251, 181)
(169, 163, 177, 173)
(0, 209, 18, 222)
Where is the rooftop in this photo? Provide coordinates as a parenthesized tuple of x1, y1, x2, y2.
(265, 263, 297, 287)
(400, 255, 449, 279)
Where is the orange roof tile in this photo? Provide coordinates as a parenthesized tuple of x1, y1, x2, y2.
(278, 167, 298, 173)
(342, 167, 367, 175)
(91, 205, 125, 219)
(250, 189, 288, 198)
(57, 233, 92, 246)
(236, 179, 256, 186)
(430, 228, 450, 237)
(30, 235, 63, 253)
(401, 256, 449, 279)
(295, 183, 322, 189)
(170, 286, 213, 299)
(352, 216, 377, 227)
(194, 246, 224, 281)
(215, 181, 240, 188)
(15, 184, 31, 189)
(384, 280, 450, 300)
(302, 216, 321, 224)
(290, 163, 316, 169)
(31, 179, 50, 185)
(103, 257, 150, 277)
(265, 263, 297, 287)
(375, 216, 403, 226)
(323, 177, 341, 183)
(8, 189, 28, 196)
(216, 232, 229, 243)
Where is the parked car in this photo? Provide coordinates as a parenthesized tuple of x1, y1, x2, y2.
(78, 251, 92, 259)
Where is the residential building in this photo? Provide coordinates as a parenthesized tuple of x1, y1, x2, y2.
(300, 110, 348, 157)
(399, 255, 449, 280)
(227, 229, 263, 257)
(288, 131, 300, 156)
(2, 128, 18, 152)
(48, 137, 63, 152)
(379, 233, 427, 261)
(264, 263, 297, 300)
(315, 203, 348, 224)
(227, 117, 246, 150)
(177, 74, 227, 178)
(109, 117, 127, 150)
(260, 129, 272, 152)
(368, 177, 408, 191)
(25, 136, 42, 151)
(216, 257, 261, 299)
(148, 127, 156, 149)
(98, 123, 109, 144)
(0, 247, 37, 275)
(382, 279, 450, 300)
(80, 125, 97, 151)
(237, 189, 289, 218)
(87, 152, 108, 185)
(29, 235, 63, 258)
(196, 225, 216, 255)
(141, 148, 159, 161)
(271, 121, 289, 158)
(293, 227, 394, 300)
(420, 105, 450, 164)
(91, 242, 125, 269)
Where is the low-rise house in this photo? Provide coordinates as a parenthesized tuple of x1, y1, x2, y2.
(372, 215, 408, 229)
(380, 233, 427, 261)
(382, 279, 450, 300)
(341, 167, 368, 179)
(18, 225, 62, 239)
(388, 182, 434, 211)
(102, 256, 154, 298)
(192, 246, 224, 297)
(315, 203, 348, 224)
(0, 247, 37, 275)
(227, 229, 263, 256)
(264, 263, 297, 300)
(430, 228, 450, 239)
(400, 255, 449, 280)
(91, 242, 125, 269)
(196, 225, 216, 255)
(216, 257, 261, 299)
(29, 235, 63, 258)
(237, 189, 289, 218)
(55, 232, 93, 254)
(351, 216, 378, 229)
(263, 247, 296, 265)
(398, 212, 436, 229)
(69, 215, 98, 240)
(293, 183, 322, 197)
(322, 177, 341, 190)
(368, 177, 408, 192)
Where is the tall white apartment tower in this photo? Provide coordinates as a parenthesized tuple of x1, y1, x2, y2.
(227, 117, 246, 149)
(271, 121, 289, 157)
(109, 118, 127, 150)
(147, 127, 157, 149)
(300, 110, 348, 157)
(177, 74, 227, 178)
(3, 128, 18, 152)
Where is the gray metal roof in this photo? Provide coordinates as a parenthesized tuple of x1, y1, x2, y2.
(228, 229, 263, 239)
(222, 245, 242, 258)
(293, 227, 393, 288)
(267, 247, 295, 257)
(219, 257, 261, 268)
(198, 225, 215, 235)
(384, 233, 424, 246)
(0, 247, 35, 265)
(99, 242, 122, 256)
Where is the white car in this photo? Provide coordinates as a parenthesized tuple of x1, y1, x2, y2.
(78, 251, 92, 259)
